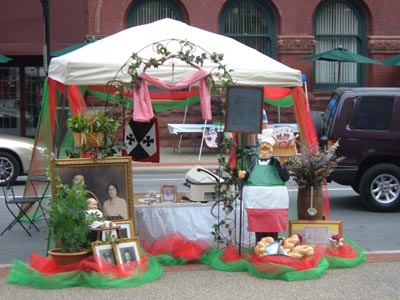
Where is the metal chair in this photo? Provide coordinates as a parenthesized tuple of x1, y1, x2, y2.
(1, 181, 43, 237)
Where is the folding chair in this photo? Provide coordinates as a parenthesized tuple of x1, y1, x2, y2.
(1, 181, 43, 237)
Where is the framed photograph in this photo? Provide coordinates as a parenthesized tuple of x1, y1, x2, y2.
(50, 156, 134, 221)
(91, 242, 116, 266)
(161, 184, 177, 202)
(289, 220, 343, 246)
(113, 238, 141, 264)
(100, 227, 119, 241)
(113, 220, 135, 239)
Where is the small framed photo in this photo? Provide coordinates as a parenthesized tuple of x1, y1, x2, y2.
(161, 184, 177, 202)
(91, 242, 116, 266)
(113, 238, 141, 264)
(113, 220, 135, 239)
(100, 227, 119, 241)
(289, 220, 343, 246)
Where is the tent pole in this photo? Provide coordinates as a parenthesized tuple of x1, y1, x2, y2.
(178, 87, 191, 153)
(198, 120, 207, 161)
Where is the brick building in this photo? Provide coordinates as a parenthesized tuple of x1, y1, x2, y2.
(1, 0, 399, 146)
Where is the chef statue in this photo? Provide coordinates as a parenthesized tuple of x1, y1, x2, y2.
(238, 128, 290, 243)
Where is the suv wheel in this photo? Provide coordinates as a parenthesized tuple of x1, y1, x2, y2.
(0, 151, 20, 186)
(359, 163, 400, 212)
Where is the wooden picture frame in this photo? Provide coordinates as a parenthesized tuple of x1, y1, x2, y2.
(161, 184, 177, 202)
(100, 227, 119, 241)
(50, 156, 134, 221)
(289, 220, 343, 246)
(91, 242, 116, 266)
(113, 238, 141, 264)
(113, 219, 135, 239)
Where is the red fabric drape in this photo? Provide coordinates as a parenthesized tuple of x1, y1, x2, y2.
(292, 86, 318, 149)
(264, 87, 292, 99)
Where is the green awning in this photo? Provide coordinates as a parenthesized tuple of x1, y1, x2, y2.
(381, 54, 400, 66)
(300, 47, 381, 64)
(51, 38, 98, 57)
(0, 55, 12, 63)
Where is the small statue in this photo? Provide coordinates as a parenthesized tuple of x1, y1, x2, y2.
(238, 128, 290, 242)
(86, 198, 104, 228)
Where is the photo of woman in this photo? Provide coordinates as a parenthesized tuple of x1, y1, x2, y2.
(121, 248, 137, 263)
(161, 184, 176, 202)
(103, 183, 128, 220)
(52, 157, 134, 221)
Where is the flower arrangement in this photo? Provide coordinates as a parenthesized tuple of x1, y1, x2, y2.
(286, 140, 341, 187)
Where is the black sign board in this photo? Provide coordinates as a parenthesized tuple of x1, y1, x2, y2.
(225, 86, 264, 133)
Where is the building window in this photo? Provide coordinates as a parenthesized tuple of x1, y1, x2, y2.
(220, 0, 275, 56)
(0, 67, 44, 137)
(126, 0, 183, 27)
(313, 1, 366, 90)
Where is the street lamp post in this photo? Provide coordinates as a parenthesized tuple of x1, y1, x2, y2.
(40, 0, 50, 73)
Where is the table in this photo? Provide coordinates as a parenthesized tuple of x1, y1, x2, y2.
(167, 123, 225, 160)
(134, 200, 254, 247)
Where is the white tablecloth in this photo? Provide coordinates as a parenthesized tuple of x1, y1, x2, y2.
(134, 201, 254, 247)
(167, 123, 224, 135)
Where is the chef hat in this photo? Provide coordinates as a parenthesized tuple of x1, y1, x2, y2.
(257, 128, 276, 146)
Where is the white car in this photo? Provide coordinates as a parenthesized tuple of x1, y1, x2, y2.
(0, 134, 35, 185)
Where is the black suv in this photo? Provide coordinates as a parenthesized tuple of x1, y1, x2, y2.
(314, 87, 400, 212)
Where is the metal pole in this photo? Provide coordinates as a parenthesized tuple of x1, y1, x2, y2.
(41, 0, 51, 74)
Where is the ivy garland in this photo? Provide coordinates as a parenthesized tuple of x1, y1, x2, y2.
(107, 39, 240, 247)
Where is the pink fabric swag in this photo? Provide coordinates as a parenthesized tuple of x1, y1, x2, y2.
(133, 68, 212, 122)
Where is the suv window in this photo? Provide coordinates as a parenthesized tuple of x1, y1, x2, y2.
(350, 96, 394, 130)
(322, 93, 340, 135)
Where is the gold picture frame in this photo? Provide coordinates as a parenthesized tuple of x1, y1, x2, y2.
(289, 220, 343, 246)
(113, 219, 135, 239)
(91, 241, 116, 266)
(160, 184, 177, 202)
(113, 238, 142, 265)
(50, 156, 134, 221)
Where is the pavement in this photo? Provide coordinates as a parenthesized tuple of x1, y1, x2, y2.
(0, 147, 400, 299)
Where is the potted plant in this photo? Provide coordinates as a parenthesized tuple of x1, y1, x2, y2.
(47, 180, 92, 265)
(67, 111, 120, 148)
(286, 141, 341, 220)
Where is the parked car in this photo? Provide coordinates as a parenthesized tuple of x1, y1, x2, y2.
(314, 87, 400, 212)
(0, 134, 35, 186)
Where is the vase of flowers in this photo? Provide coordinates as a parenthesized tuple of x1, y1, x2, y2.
(286, 141, 340, 220)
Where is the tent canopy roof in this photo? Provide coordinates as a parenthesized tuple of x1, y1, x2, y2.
(49, 19, 302, 87)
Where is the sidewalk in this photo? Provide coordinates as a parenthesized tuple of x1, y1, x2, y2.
(132, 147, 222, 169)
(1, 147, 400, 298)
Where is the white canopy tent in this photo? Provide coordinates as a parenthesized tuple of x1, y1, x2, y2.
(48, 18, 302, 87)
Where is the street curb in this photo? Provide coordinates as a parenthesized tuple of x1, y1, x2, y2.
(132, 162, 220, 174)
(1, 251, 400, 279)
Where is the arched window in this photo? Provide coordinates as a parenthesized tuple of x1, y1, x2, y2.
(313, 1, 366, 90)
(126, 0, 183, 27)
(220, 0, 275, 57)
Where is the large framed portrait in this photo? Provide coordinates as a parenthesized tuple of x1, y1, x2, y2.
(113, 238, 141, 264)
(50, 156, 134, 221)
